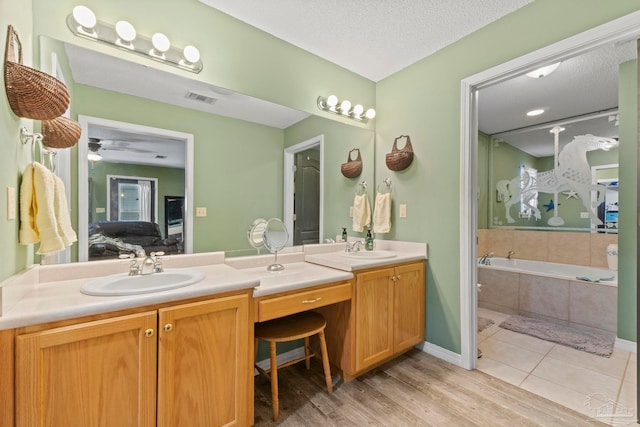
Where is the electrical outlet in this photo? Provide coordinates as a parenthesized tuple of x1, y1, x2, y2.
(196, 207, 207, 217)
(6, 187, 16, 220)
(580, 212, 589, 219)
(399, 204, 407, 218)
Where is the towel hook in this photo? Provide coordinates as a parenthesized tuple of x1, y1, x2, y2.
(377, 178, 392, 194)
(20, 127, 44, 164)
(355, 180, 367, 196)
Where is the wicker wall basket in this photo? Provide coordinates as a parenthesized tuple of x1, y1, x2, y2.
(42, 116, 82, 149)
(341, 148, 363, 178)
(385, 135, 414, 171)
(4, 25, 70, 120)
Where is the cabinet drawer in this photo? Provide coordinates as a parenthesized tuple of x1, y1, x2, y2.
(257, 282, 352, 322)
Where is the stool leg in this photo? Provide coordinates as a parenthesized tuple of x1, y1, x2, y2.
(269, 341, 279, 421)
(304, 336, 311, 370)
(318, 330, 333, 394)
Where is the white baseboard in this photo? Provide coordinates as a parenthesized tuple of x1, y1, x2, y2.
(615, 337, 637, 353)
(255, 347, 306, 375)
(416, 341, 463, 367)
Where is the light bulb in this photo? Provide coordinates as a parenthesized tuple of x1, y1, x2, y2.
(352, 104, 364, 117)
(115, 21, 136, 42)
(365, 108, 376, 119)
(72, 5, 96, 29)
(151, 33, 170, 53)
(340, 100, 351, 115)
(183, 45, 200, 63)
(326, 95, 338, 108)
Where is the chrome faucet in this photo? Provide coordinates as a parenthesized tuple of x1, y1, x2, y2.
(122, 252, 165, 276)
(345, 240, 364, 253)
(478, 252, 494, 265)
(507, 250, 516, 260)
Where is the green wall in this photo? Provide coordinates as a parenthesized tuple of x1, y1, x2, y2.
(376, 0, 640, 352)
(617, 60, 637, 341)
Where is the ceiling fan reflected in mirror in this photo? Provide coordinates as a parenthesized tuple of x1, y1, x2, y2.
(87, 137, 156, 162)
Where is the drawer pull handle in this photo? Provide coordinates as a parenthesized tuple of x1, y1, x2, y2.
(164, 324, 173, 332)
(144, 329, 154, 337)
(302, 297, 321, 304)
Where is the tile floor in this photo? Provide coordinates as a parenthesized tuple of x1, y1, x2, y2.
(477, 307, 637, 426)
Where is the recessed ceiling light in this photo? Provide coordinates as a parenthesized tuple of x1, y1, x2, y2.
(526, 109, 545, 116)
(526, 62, 561, 79)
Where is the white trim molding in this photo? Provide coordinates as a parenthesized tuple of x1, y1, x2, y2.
(615, 337, 637, 354)
(460, 11, 640, 371)
(416, 341, 464, 368)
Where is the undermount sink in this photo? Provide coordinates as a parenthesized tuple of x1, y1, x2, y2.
(81, 269, 205, 296)
(340, 250, 397, 260)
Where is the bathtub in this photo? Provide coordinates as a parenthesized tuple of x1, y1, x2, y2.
(478, 257, 617, 333)
(480, 257, 617, 285)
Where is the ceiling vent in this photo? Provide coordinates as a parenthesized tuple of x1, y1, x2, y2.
(185, 91, 217, 104)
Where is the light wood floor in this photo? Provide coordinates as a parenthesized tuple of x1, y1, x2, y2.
(254, 349, 606, 426)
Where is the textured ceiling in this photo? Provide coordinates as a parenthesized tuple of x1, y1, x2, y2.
(199, 0, 533, 82)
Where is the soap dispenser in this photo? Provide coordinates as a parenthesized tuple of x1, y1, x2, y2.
(365, 229, 374, 251)
(342, 227, 348, 242)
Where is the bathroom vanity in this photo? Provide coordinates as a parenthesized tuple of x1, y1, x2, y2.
(0, 242, 426, 427)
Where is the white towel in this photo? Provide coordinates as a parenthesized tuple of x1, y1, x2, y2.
(373, 192, 391, 233)
(53, 174, 77, 248)
(32, 163, 65, 255)
(352, 193, 371, 232)
(19, 164, 39, 244)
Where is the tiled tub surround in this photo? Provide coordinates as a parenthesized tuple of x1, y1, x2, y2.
(478, 259, 617, 333)
(477, 229, 617, 268)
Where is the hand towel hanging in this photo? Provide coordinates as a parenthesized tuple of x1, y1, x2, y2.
(352, 193, 371, 232)
(373, 192, 391, 233)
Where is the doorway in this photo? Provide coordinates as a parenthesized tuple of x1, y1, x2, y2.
(460, 12, 640, 370)
(284, 136, 324, 247)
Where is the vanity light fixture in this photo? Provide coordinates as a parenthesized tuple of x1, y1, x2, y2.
(526, 62, 561, 79)
(66, 5, 203, 73)
(317, 95, 376, 122)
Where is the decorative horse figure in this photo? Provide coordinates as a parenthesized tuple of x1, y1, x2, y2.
(496, 134, 618, 225)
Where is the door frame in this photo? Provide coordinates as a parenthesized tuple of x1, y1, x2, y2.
(284, 135, 324, 247)
(459, 11, 640, 370)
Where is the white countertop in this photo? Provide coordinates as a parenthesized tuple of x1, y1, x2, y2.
(0, 241, 427, 330)
(304, 240, 427, 272)
(0, 264, 258, 330)
(238, 262, 353, 297)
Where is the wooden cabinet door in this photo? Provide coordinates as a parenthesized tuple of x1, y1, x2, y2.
(354, 268, 395, 372)
(16, 312, 158, 427)
(393, 262, 426, 353)
(157, 294, 251, 427)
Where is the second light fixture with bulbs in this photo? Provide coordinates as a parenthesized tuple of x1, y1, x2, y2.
(317, 95, 376, 122)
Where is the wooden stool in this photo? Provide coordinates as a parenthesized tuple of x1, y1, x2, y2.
(255, 311, 333, 421)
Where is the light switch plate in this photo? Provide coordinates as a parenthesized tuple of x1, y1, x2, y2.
(196, 207, 207, 217)
(580, 212, 589, 219)
(96, 207, 106, 213)
(6, 187, 16, 220)
(399, 204, 407, 218)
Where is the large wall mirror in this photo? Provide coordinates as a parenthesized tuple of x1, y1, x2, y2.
(477, 40, 634, 233)
(40, 36, 374, 263)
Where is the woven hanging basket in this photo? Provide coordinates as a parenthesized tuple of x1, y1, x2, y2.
(42, 116, 81, 148)
(385, 135, 414, 171)
(341, 148, 363, 178)
(4, 25, 70, 120)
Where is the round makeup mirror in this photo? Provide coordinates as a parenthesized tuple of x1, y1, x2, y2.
(247, 218, 267, 254)
(263, 218, 289, 271)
